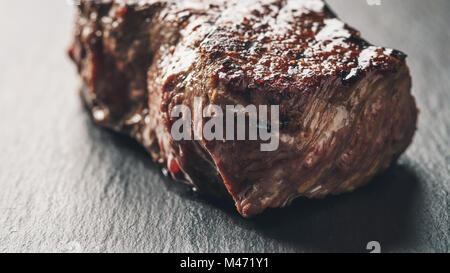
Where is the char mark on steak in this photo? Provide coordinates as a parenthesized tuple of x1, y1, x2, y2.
(69, 0, 418, 217)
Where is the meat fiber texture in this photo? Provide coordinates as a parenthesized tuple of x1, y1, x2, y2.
(69, 0, 418, 217)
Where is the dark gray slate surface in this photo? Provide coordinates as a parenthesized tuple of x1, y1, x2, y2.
(0, 0, 449, 253)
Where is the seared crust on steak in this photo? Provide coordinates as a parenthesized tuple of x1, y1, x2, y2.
(69, 0, 418, 217)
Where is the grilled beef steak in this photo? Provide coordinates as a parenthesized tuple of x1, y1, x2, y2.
(69, 0, 418, 217)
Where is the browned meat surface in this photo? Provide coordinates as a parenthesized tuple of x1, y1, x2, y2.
(69, 0, 418, 217)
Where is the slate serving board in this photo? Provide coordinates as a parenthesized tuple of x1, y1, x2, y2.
(0, 0, 449, 253)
